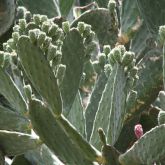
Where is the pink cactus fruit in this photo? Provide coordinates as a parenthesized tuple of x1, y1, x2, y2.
(134, 124, 143, 139)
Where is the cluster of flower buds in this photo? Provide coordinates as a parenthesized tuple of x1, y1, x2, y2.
(92, 45, 111, 75)
(0, 50, 16, 69)
(1, 9, 67, 87)
(77, 22, 97, 61)
(56, 64, 66, 86)
(108, 45, 138, 88)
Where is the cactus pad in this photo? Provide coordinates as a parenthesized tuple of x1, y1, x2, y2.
(72, 9, 118, 46)
(0, 67, 27, 114)
(17, 36, 62, 117)
(61, 28, 85, 115)
(119, 124, 165, 165)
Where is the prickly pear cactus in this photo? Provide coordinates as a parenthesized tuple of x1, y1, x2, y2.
(0, 0, 165, 164)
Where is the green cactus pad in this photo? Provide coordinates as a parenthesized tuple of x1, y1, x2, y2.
(136, 0, 165, 35)
(102, 145, 120, 165)
(85, 71, 108, 141)
(119, 124, 165, 165)
(17, 0, 60, 18)
(25, 144, 64, 165)
(125, 90, 137, 114)
(67, 91, 86, 137)
(130, 23, 149, 60)
(71, 9, 118, 46)
(106, 65, 127, 145)
(0, 105, 30, 133)
(0, 67, 27, 114)
(0, 0, 16, 36)
(17, 36, 62, 117)
(126, 50, 162, 120)
(29, 99, 102, 164)
(61, 28, 85, 116)
(90, 64, 127, 149)
(57, 115, 101, 162)
(59, 0, 75, 16)
(0, 130, 41, 156)
(120, 1, 152, 61)
(90, 65, 117, 149)
(158, 110, 165, 125)
(120, 0, 141, 42)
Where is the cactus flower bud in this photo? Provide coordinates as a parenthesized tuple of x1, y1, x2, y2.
(7, 39, 16, 50)
(122, 51, 135, 66)
(158, 111, 165, 125)
(108, 0, 116, 13)
(40, 15, 48, 23)
(84, 31, 95, 44)
(56, 64, 66, 85)
(48, 24, 58, 37)
(42, 36, 52, 50)
(83, 24, 92, 38)
(13, 25, 20, 33)
(3, 43, 8, 51)
(108, 52, 116, 66)
(62, 21, 70, 33)
(158, 91, 165, 111)
(37, 31, 46, 46)
(4, 44, 12, 53)
(159, 25, 165, 43)
(26, 22, 39, 32)
(25, 11, 32, 23)
(29, 29, 40, 43)
(79, 72, 86, 86)
(98, 53, 106, 67)
(12, 32, 20, 43)
(77, 22, 85, 34)
(159, 91, 165, 101)
(104, 64, 112, 77)
(117, 45, 126, 56)
(33, 14, 41, 25)
(19, 19, 26, 32)
(55, 28, 64, 40)
(129, 66, 138, 77)
(47, 44, 57, 61)
(52, 51, 62, 67)
(103, 45, 111, 56)
(41, 22, 50, 34)
(3, 52, 11, 68)
(134, 124, 143, 139)
(17, 7, 26, 19)
(113, 47, 121, 63)
(98, 128, 106, 145)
